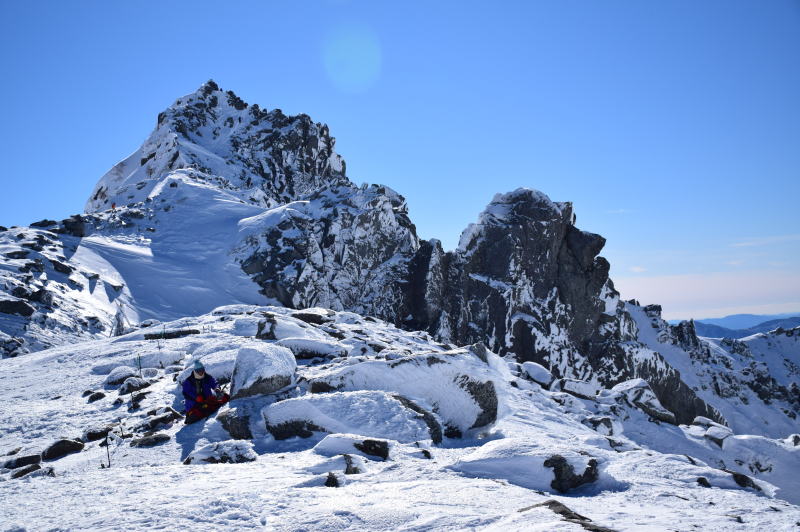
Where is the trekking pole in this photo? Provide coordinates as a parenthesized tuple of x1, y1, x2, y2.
(104, 432, 111, 468)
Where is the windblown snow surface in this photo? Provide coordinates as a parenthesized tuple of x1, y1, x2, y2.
(1, 306, 798, 531)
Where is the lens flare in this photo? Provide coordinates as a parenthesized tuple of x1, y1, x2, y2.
(322, 23, 382, 94)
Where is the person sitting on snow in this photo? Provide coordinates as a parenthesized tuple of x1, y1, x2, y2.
(182, 360, 229, 423)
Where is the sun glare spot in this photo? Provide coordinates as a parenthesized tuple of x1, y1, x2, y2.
(322, 23, 382, 94)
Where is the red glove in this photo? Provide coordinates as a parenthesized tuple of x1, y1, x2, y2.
(196, 395, 204, 403)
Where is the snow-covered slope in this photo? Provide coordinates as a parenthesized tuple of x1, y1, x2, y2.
(629, 303, 799, 438)
(2, 306, 798, 530)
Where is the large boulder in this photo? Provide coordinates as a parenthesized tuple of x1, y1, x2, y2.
(263, 391, 442, 443)
(3, 454, 41, 470)
(42, 439, 84, 461)
(450, 437, 604, 493)
(306, 347, 507, 436)
(216, 403, 255, 440)
(0, 298, 35, 317)
(229, 344, 296, 399)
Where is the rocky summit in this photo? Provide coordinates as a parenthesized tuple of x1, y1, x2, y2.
(1, 82, 798, 529)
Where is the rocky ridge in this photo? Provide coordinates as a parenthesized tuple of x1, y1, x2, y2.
(0, 81, 798, 438)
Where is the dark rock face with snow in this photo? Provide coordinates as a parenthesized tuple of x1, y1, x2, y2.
(86, 80, 347, 213)
(1, 81, 798, 439)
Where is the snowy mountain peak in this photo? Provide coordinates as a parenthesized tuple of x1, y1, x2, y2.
(85, 80, 348, 213)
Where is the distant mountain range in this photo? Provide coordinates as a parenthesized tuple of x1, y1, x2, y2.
(667, 313, 800, 339)
(693, 312, 800, 329)
(692, 316, 800, 339)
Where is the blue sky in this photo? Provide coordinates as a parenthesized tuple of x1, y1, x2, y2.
(1, 0, 798, 319)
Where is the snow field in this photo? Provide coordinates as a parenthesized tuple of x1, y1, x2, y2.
(0, 305, 799, 530)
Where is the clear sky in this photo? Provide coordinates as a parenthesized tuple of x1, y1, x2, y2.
(1, 0, 798, 320)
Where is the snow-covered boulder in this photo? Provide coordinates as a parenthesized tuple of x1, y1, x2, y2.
(550, 378, 601, 399)
(451, 438, 605, 493)
(105, 366, 138, 386)
(183, 440, 257, 465)
(521, 361, 552, 386)
(305, 348, 509, 436)
(262, 391, 442, 443)
(230, 344, 296, 399)
(609, 379, 677, 424)
(118, 377, 150, 395)
(178, 339, 242, 384)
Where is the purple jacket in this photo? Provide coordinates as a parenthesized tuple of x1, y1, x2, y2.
(182, 373, 218, 411)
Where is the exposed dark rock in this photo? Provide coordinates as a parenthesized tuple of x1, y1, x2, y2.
(130, 432, 170, 447)
(543, 454, 599, 493)
(135, 409, 182, 432)
(697, 477, 712, 488)
(444, 425, 462, 439)
(255, 316, 277, 339)
(292, 310, 334, 325)
(231, 373, 292, 400)
(30, 219, 57, 228)
(84, 425, 115, 442)
(582, 416, 614, 435)
(59, 215, 87, 237)
(81, 390, 93, 397)
(49, 259, 74, 275)
(724, 469, 762, 492)
(421, 449, 433, 459)
(353, 439, 389, 460)
(0, 299, 35, 317)
(3, 454, 41, 470)
(11, 464, 41, 479)
(87, 391, 106, 403)
(4, 250, 29, 259)
(454, 376, 498, 429)
(309, 381, 339, 393)
(520, 500, 618, 532)
(343, 454, 361, 474)
(325, 472, 340, 487)
(267, 420, 326, 440)
(392, 395, 443, 444)
(217, 406, 253, 440)
(143, 329, 199, 340)
(42, 439, 84, 460)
